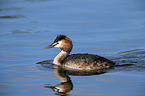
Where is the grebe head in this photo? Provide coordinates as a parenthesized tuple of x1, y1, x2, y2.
(44, 35, 73, 52)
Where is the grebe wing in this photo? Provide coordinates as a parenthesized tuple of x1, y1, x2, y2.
(63, 54, 115, 70)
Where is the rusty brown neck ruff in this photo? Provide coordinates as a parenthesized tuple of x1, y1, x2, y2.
(53, 36, 73, 65)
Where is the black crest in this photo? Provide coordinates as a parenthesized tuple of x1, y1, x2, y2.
(53, 35, 67, 43)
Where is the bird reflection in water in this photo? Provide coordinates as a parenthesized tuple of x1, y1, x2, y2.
(41, 60, 107, 96)
(44, 65, 73, 96)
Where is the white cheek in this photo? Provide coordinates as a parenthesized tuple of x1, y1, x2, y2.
(54, 41, 62, 48)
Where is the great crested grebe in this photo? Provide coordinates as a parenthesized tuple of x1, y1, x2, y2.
(44, 35, 115, 71)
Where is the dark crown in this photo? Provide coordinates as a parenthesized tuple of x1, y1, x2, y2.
(53, 35, 67, 43)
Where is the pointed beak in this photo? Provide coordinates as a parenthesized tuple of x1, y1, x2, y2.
(44, 44, 54, 49)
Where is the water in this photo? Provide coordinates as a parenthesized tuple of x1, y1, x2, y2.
(0, 0, 145, 96)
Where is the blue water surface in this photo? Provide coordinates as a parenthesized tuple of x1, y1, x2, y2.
(0, 0, 145, 96)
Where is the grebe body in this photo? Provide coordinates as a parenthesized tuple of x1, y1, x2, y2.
(44, 35, 115, 71)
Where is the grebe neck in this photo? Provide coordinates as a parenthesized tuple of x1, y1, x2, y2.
(53, 50, 70, 65)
